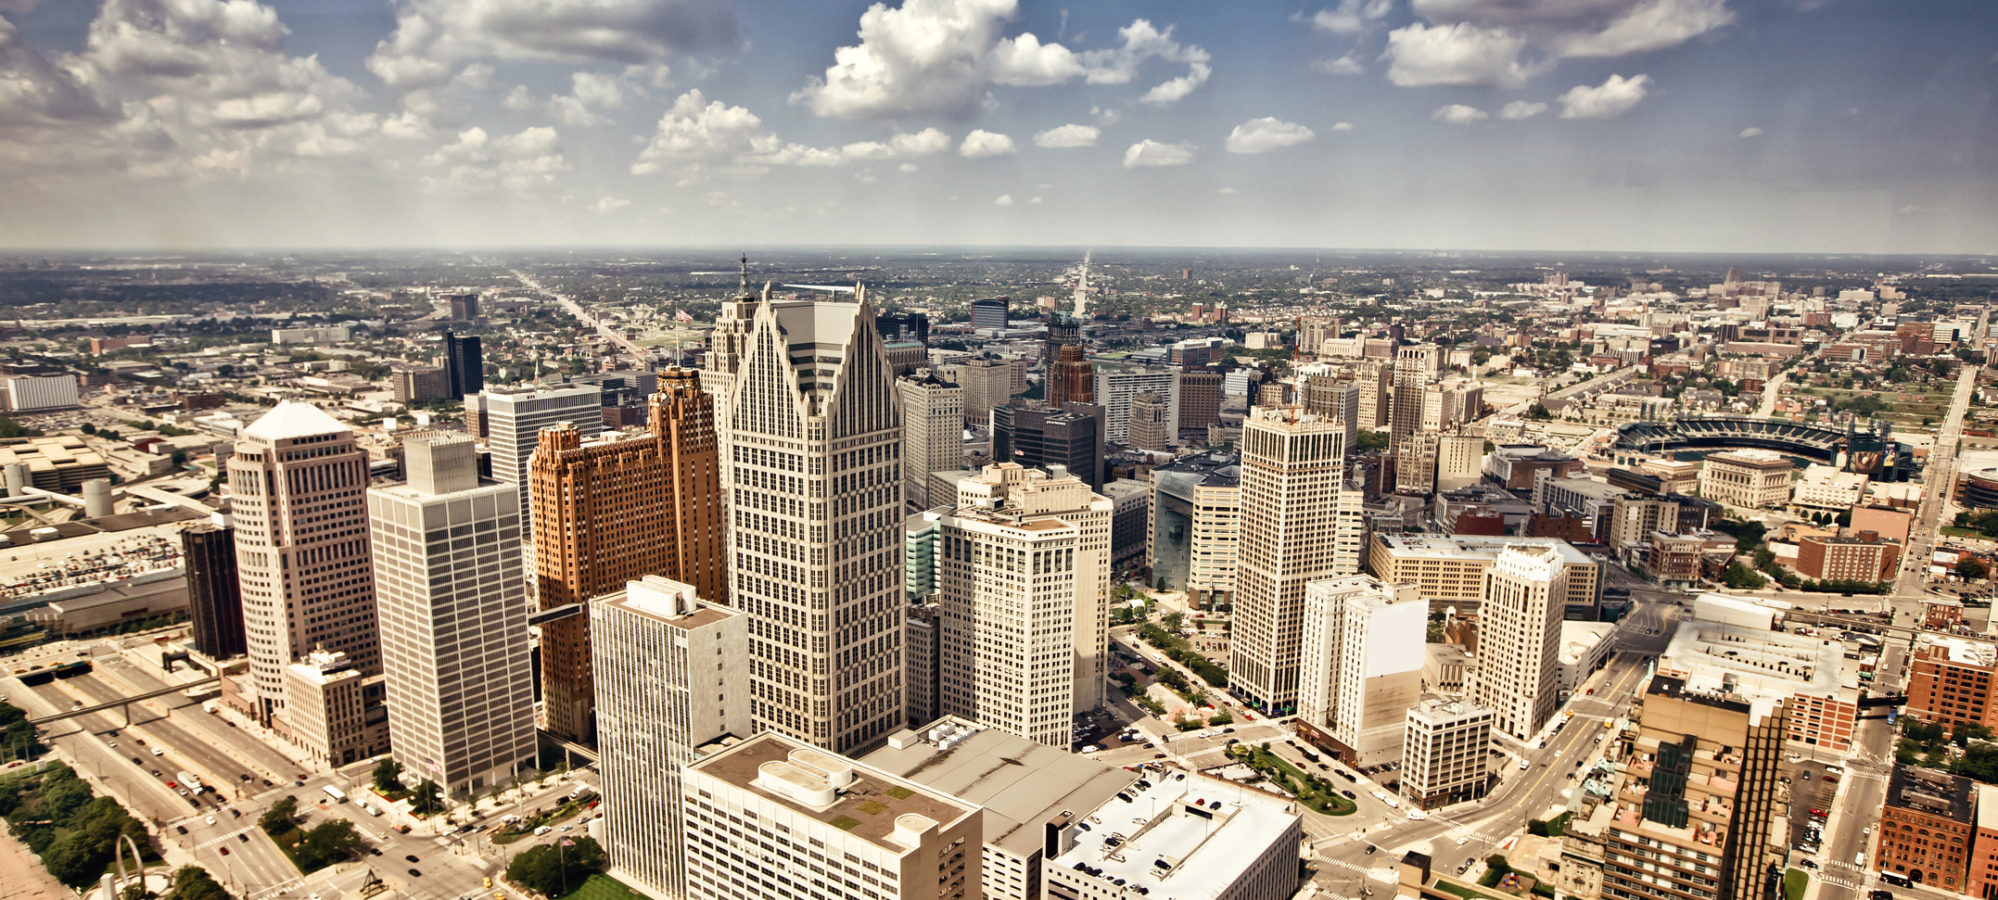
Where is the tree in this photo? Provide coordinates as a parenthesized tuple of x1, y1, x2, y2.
(292, 820, 362, 871)
(411, 779, 443, 816)
(507, 837, 608, 897)
(260, 796, 298, 835)
(1161, 612, 1184, 634)
(1721, 560, 1768, 589)
(1523, 402, 1552, 421)
(1355, 430, 1391, 453)
(373, 758, 404, 793)
(167, 867, 229, 900)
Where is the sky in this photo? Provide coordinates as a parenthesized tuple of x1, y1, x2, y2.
(0, 0, 1993, 254)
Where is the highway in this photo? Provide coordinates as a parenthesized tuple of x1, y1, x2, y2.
(513, 271, 650, 363)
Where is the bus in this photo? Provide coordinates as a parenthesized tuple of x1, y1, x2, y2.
(177, 771, 204, 793)
(51, 661, 92, 679)
(323, 785, 347, 803)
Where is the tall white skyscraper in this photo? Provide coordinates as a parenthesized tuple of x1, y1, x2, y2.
(1474, 544, 1569, 740)
(1296, 575, 1427, 767)
(899, 370, 963, 510)
(1230, 407, 1364, 716)
(471, 383, 602, 536)
(367, 434, 536, 797)
(229, 400, 379, 729)
(1093, 366, 1181, 443)
(937, 464, 1113, 745)
(721, 289, 905, 755)
(591, 575, 748, 900)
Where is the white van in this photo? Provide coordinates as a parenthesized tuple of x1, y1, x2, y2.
(1519, 758, 1530, 770)
(534, 825, 552, 837)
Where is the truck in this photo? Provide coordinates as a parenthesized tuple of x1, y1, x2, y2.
(177, 771, 203, 793)
(323, 785, 347, 803)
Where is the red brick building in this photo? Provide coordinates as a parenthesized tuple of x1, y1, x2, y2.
(1795, 531, 1900, 582)
(1907, 636, 1998, 733)
(1878, 765, 1976, 891)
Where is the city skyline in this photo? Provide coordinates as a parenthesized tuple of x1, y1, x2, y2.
(0, 0, 1992, 253)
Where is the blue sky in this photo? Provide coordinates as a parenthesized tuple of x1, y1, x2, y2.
(1, 0, 1992, 253)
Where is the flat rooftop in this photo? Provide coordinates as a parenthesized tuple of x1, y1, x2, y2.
(861, 719, 1136, 860)
(1917, 635, 1998, 668)
(1050, 768, 1298, 900)
(690, 733, 976, 849)
(1887, 765, 1975, 823)
(1374, 533, 1593, 567)
(1658, 618, 1845, 697)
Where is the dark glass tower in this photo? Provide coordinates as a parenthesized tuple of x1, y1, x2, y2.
(444, 331, 484, 399)
(182, 521, 247, 659)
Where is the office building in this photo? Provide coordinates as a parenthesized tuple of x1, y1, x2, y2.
(722, 291, 905, 755)
(1473, 545, 1567, 740)
(1698, 449, 1793, 508)
(591, 576, 749, 900)
(1367, 534, 1602, 618)
(904, 601, 942, 729)
(1485, 445, 1584, 491)
(1095, 366, 1181, 443)
(1148, 451, 1241, 608)
(1402, 699, 1495, 810)
(1436, 434, 1484, 492)
(1968, 785, 1998, 900)
(445, 292, 480, 320)
(1128, 391, 1174, 452)
(182, 518, 246, 659)
(367, 434, 536, 797)
(1795, 532, 1900, 582)
(282, 648, 388, 766)
(971, 297, 1010, 329)
(863, 719, 1134, 900)
(900, 370, 964, 510)
(1296, 576, 1427, 767)
(1046, 311, 1093, 408)
(229, 400, 380, 731)
(953, 357, 1025, 423)
(391, 366, 449, 405)
(1878, 766, 1976, 892)
(1390, 344, 1439, 455)
(443, 331, 483, 399)
(1, 372, 80, 412)
(270, 325, 351, 345)
(679, 733, 981, 900)
(1792, 464, 1870, 510)
(1657, 595, 1856, 751)
(1396, 433, 1440, 495)
(529, 375, 725, 742)
(1907, 636, 1998, 733)
(939, 464, 1113, 740)
(1420, 381, 1483, 433)
(1043, 768, 1303, 900)
(476, 383, 603, 534)
(1179, 366, 1224, 432)
(991, 400, 1104, 490)
(1231, 407, 1364, 715)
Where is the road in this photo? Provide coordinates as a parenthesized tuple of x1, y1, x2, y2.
(1894, 349, 1986, 596)
(513, 271, 649, 363)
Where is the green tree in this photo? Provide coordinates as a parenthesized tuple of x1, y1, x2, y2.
(1355, 430, 1392, 452)
(1161, 612, 1184, 633)
(507, 837, 608, 897)
(372, 758, 404, 793)
(1960, 559, 1988, 581)
(167, 867, 229, 900)
(259, 796, 298, 835)
(1722, 560, 1768, 589)
(411, 779, 443, 816)
(292, 820, 363, 872)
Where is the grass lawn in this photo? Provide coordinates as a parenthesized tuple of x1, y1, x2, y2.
(495, 797, 592, 845)
(1239, 749, 1357, 816)
(1784, 869, 1809, 900)
(559, 874, 644, 900)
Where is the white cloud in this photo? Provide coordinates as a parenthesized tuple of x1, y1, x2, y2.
(1306, 0, 1394, 35)
(1738, 126, 1763, 139)
(1408, 0, 1735, 61)
(1028, 195, 1042, 204)
(1091, 105, 1120, 126)
(993, 193, 1013, 206)
(423, 124, 570, 192)
(1385, 22, 1541, 87)
(990, 32, 1083, 86)
(1310, 54, 1365, 75)
(1033, 123, 1100, 149)
(890, 127, 952, 155)
(898, 162, 919, 172)
(1139, 61, 1210, 106)
(1500, 100, 1547, 119)
(368, 0, 741, 88)
(1330, 121, 1354, 131)
(1431, 103, 1488, 125)
(1217, 186, 1239, 195)
(1557, 73, 1652, 119)
(1122, 139, 1194, 168)
(959, 129, 1016, 158)
(631, 89, 842, 178)
(592, 196, 630, 213)
(502, 84, 535, 111)
(1225, 118, 1315, 154)
(842, 141, 897, 160)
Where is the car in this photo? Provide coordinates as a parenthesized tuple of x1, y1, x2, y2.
(406, 854, 421, 863)
(230, 809, 241, 818)
(188, 799, 201, 808)
(108, 742, 117, 748)
(407, 869, 422, 879)
(167, 781, 177, 788)
(1342, 790, 1356, 799)
(177, 788, 189, 796)
(1802, 771, 1811, 780)
(1800, 860, 1817, 870)
(205, 815, 216, 825)
(484, 878, 493, 889)
(1364, 846, 1376, 855)
(1456, 837, 1469, 846)
(219, 847, 230, 856)
(152, 748, 164, 757)
(132, 757, 142, 764)
(175, 825, 188, 835)
(238, 834, 249, 843)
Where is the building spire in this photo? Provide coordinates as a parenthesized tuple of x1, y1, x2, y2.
(739, 252, 749, 295)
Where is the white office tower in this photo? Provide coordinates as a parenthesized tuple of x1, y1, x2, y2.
(723, 289, 905, 754)
(938, 464, 1113, 745)
(1389, 343, 1439, 455)
(680, 733, 982, 900)
(1296, 576, 1427, 768)
(1474, 545, 1569, 740)
(1230, 407, 1364, 717)
(473, 383, 603, 536)
(229, 400, 379, 728)
(900, 370, 964, 510)
(1094, 366, 1181, 443)
(367, 435, 535, 797)
(591, 575, 748, 900)
(1402, 699, 1495, 810)
(1435, 434, 1485, 492)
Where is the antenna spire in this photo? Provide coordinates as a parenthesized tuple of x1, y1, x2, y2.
(739, 252, 749, 294)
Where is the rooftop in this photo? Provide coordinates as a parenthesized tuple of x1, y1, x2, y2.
(1049, 767, 1299, 900)
(1887, 765, 1975, 823)
(240, 399, 349, 441)
(1374, 533, 1593, 567)
(1657, 618, 1843, 698)
(689, 732, 976, 849)
(1916, 635, 1998, 668)
(1407, 698, 1494, 727)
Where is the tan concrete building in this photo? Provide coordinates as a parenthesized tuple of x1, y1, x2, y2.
(1698, 449, 1794, 508)
(1179, 366, 1225, 431)
(900, 370, 963, 510)
(1367, 534, 1601, 617)
(1297, 576, 1427, 767)
(1473, 545, 1568, 740)
(1127, 390, 1174, 452)
(1401, 699, 1494, 810)
(282, 649, 388, 767)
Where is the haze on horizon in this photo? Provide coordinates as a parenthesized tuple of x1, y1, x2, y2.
(1, 0, 1993, 255)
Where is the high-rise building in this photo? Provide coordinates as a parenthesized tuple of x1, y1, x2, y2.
(970, 297, 1010, 329)
(990, 399, 1104, 490)
(1178, 366, 1225, 431)
(679, 733, 982, 900)
(1402, 699, 1495, 810)
(1095, 366, 1181, 443)
(591, 575, 749, 900)
(1148, 451, 1241, 608)
(1390, 343, 1439, 456)
(182, 518, 246, 659)
(443, 331, 483, 399)
(1474, 545, 1569, 740)
(1906, 635, 1998, 733)
(722, 291, 905, 755)
(1354, 360, 1391, 429)
(228, 400, 379, 730)
(1296, 575, 1427, 767)
(1436, 434, 1485, 492)
(528, 375, 725, 742)
(1127, 390, 1174, 452)
(477, 383, 603, 536)
(445, 292, 480, 321)
(1230, 408, 1365, 715)
(952, 357, 1024, 423)
(1395, 432, 1440, 495)
(899, 370, 963, 510)
(1045, 310, 1094, 408)
(391, 366, 449, 405)
(1301, 373, 1360, 450)
(938, 464, 1112, 744)
(367, 434, 535, 797)
(904, 601, 942, 729)
(1367, 534, 1602, 618)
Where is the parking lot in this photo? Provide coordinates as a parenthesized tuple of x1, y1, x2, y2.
(1786, 758, 1843, 859)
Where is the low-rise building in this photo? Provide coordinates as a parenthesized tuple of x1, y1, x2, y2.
(1792, 464, 1869, 511)
(1698, 449, 1793, 508)
(281, 649, 389, 767)
(1043, 767, 1303, 900)
(1795, 532, 1900, 582)
(1658, 595, 1858, 751)
(1401, 700, 1494, 810)
(1968, 784, 1998, 900)
(1367, 533, 1601, 618)
(1878, 765, 1976, 892)
(1906, 636, 1998, 733)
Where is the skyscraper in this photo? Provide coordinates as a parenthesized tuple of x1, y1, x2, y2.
(1390, 343, 1439, 456)
(367, 434, 535, 797)
(591, 575, 748, 900)
(1094, 366, 1180, 443)
(899, 370, 963, 510)
(938, 464, 1113, 744)
(528, 376, 725, 742)
(991, 399, 1105, 490)
(1127, 391, 1173, 452)
(443, 331, 483, 399)
(1230, 407, 1364, 716)
(1296, 575, 1427, 767)
(182, 517, 246, 659)
(1474, 545, 1569, 740)
(1045, 310, 1094, 408)
(478, 383, 603, 538)
(721, 289, 905, 754)
(228, 400, 379, 729)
